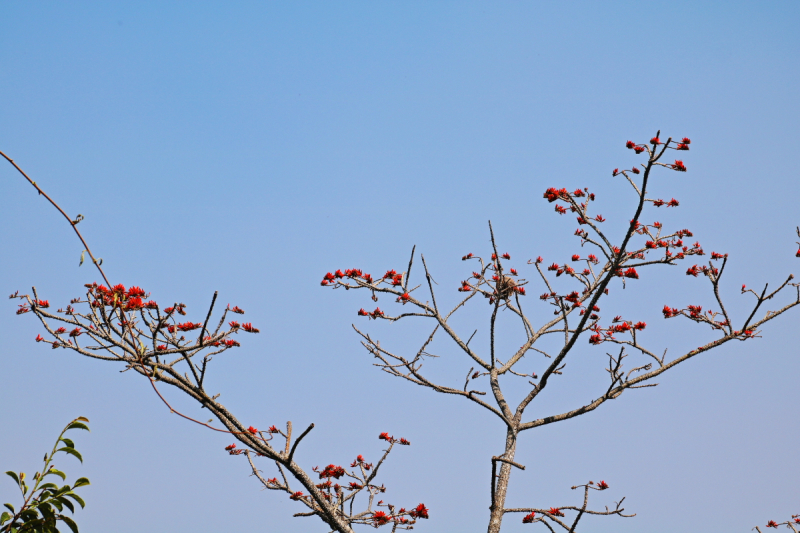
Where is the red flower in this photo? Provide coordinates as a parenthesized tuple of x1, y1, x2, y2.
(686, 265, 700, 277)
(409, 504, 429, 519)
(37, 300, 50, 308)
(462, 253, 474, 260)
(547, 263, 559, 271)
(399, 437, 411, 445)
(595, 214, 606, 222)
(177, 322, 202, 332)
(796, 248, 800, 258)
(372, 511, 390, 526)
(320, 280, 329, 286)
(35, 334, 44, 342)
(631, 167, 640, 174)
(672, 160, 687, 172)
(125, 297, 144, 310)
(379, 432, 393, 441)
(681, 137, 691, 144)
(127, 286, 146, 298)
(242, 323, 260, 333)
(230, 306, 245, 314)
(319, 464, 346, 479)
(323, 272, 336, 281)
(358, 308, 369, 316)
(289, 492, 304, 501)
(587, 254, 598, 263)
(509, 268, 518, 276)
(662, 305, 679, 318)
(676, 143, 689, 151)
(224, 339, 240, 347)
(597, 480, 609, 489)
(571, 254, 580, 261)
(767, 520, 778, 528)
(535, 256, 543, 264)
(522, 512, 536, 523)
(612, 168, 619, 176)
(650, 137, 661, 145)
(229, 321, 240, 329)
(624, 268, 639, 279)
(347, 482, 363, 490)
(634, 146, 645, 154)
(515, 287, 526, 295)
(53, 327, 66, 335)
(370, 307, 384, 318)
(502, 253, 511, 260)
(247, 426, 258, 434)
(157, 344, 167, 351)
(225, 444, 236, 450)
(69, 328, 83, 338)
(145, 300, 158, 309)
(711, 252, 725, 260)
(572, 188, 585, 197)
(667, 198, 680, 207)
(399, 293, 411, 302)
(554, 204, 567, 214)
(625, 140, 635, 149)
(549, 507, 565, 517)
(589, 334, 602, 345)
(633, 322, 646, 330)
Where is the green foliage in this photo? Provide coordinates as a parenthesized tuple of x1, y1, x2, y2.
(1, 417, 91, 533)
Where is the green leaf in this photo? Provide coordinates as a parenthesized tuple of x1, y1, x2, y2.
(74, 417, 88, 423)
(65, 423, 89, 433)
(59, 439, 75, 449)
(55, 449, 82, 463)
(70, 478, 89, 489)
(1, 511, 11, 525)
(63, 494, 84, 510)
(45, 469, 66, 482)
(38, 483, 58, 492)
(79, 251, 85, 267)
(48, 499, 62, 513)
(4, 503, 14, 513)
(55, 497, 74, 514)
(6, 471, 20, 485)
(60, 515, 78, 533)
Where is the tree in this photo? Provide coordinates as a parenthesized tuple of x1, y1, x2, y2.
(1, 417, 91, 533)
(3, 133, 798, 532)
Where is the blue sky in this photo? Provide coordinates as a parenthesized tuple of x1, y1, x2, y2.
(1, 2, 798, 531)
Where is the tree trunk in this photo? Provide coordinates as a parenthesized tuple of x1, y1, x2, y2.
(487, 428, 518, 533)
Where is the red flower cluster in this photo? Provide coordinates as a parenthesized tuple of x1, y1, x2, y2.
(318, 464, 346, 479)
(549, 507, 565, 517)
(672, 160, 687, 172)
(543, 187, 569, 203)
(409, 503, 429, 519)
(372, 511, 391, 525)
(651, 198, 680, 207)
(597, 480, 609, 489)
(462, 253, 473, 260)
(522, 512, 536, 523)
(662, 306, 680, 318)
(242, 323, 260, 333)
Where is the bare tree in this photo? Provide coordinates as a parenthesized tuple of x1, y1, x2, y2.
(4, 132, 799, 532)
(319, 133, 800, 532)
(2, 151, 428, 533)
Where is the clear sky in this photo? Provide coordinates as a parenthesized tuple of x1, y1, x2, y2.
(1, 2, 798, 532)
